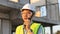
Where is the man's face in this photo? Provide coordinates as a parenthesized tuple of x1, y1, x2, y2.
(21, 9, 33, 22)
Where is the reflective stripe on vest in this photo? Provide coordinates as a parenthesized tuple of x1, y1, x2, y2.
(16, 23, 41, 34)
(41, 25, 45, 34)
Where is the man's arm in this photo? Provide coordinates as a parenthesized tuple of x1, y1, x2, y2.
(38, 25, 45, 34)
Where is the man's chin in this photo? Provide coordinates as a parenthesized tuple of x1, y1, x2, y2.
(24, 19, 29, 21)
(24, 20, 27, 21)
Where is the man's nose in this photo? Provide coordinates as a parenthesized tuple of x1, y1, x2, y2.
(24, 14, 27, 17)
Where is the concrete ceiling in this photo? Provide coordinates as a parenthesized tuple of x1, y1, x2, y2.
(0, 5, 11, 13)
(0, 5, 18, 13)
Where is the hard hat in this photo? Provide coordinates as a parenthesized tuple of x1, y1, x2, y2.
(21, 3, 35, 12)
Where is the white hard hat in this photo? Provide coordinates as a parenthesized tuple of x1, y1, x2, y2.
(21, 3, 35, 12)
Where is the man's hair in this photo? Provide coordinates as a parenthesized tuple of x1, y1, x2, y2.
(22, 9, 35, 16)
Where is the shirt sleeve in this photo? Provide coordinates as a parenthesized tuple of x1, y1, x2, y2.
(38, 25, 44, 34)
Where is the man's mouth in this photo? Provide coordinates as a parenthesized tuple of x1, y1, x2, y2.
(24, 18, 28, 20)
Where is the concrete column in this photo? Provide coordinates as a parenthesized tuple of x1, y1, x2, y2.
(46, 0, 59, 21)
(0, 19, 2, 34)
(2, 20, 12, 34)
(50, 26, 53, 34)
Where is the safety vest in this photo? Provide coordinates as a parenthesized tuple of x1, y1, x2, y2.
(16, 23, 44, 34)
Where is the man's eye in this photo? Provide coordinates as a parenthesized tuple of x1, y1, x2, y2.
(28, 13, 31, 14)
(22, 13, 25, 14)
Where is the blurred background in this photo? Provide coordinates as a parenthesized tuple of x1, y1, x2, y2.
(0, 0, 60, 34)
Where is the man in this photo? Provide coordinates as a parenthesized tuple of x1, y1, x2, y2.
(16, 3, 44, 34)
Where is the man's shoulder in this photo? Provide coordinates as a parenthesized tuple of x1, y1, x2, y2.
(16, 25, 23, 29)
(32, 23, 41, 25)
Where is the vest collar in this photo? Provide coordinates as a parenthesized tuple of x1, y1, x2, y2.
(23, 21, 33, 29)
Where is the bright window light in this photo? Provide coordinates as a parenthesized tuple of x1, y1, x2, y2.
(45, 27, 51, 34)
(40, 6, 46, 17)
(9, 0, 18, 3)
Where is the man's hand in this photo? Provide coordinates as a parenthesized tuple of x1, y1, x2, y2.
(27, 29, 33, 34)
(24, 19, 33, 34)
